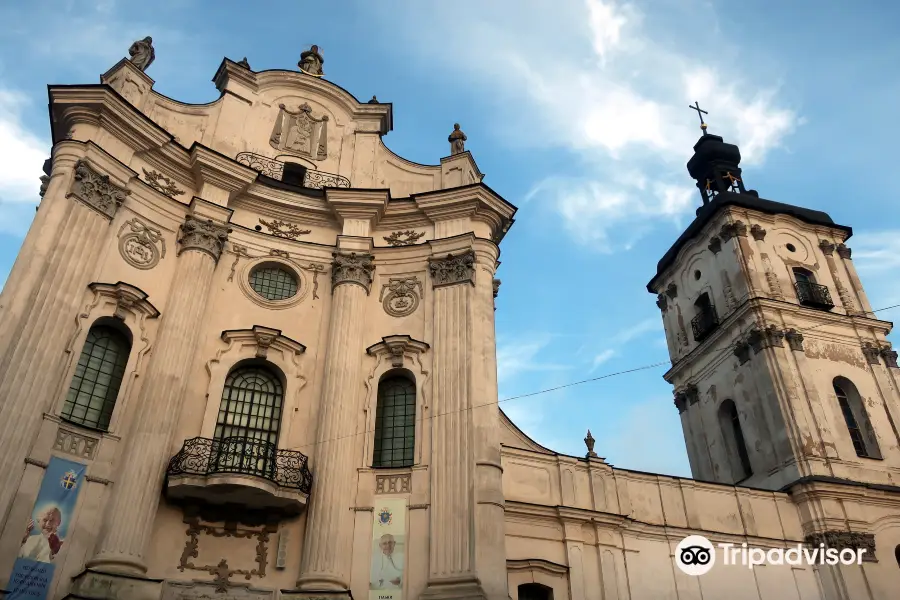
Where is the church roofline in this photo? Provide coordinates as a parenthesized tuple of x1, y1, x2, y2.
(646, 191, 853, 293)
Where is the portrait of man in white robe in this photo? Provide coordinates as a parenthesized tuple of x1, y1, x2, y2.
(19, 506, 64, 563)
(370, 533, 404, 591)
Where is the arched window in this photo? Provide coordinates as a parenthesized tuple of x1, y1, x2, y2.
(793, 267, 834, 309)
(213, 365, 285, 478)
(833, 377, 880, 458)
(894, 544, 900, 568)
(215, 365, 284, 444)
(373, 374, 416, 468)
(792, 267, 815, 286)
(718, 399, 752, 481)
(518, 583, 553, 600)
(61, 324, 131, 431)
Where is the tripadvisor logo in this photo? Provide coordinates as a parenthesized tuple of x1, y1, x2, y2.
(675, 535, 868, 576)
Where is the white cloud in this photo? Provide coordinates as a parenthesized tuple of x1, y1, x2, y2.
(851, 230, 900, 325)
(587, 318, 659, 372)
(386, 0, 797, 252)
(0, 88, 47, 237)
(591, 349, 615, 369)
(496, 336, 571, 385)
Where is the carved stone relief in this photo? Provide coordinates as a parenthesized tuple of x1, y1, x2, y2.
(70, 160, 130, 219)
(258, 218, 311, 239)
(228, 244, 252, 283)
(332, 252, 375, 294)
(118, 218, 166, 270)
(178, 216, 231, 262)
(429, 251, 475, 287)
(750, 224, 767, 241)
(269, 103, 328, 160)
(178, 519, 270, 590)
(270, 249, 290, 258)
(760, 253, 784, 300)
(53, 428, 99, 460)
(747, 325, 785, 354)
(142, 168, 185, 197)
(380, 277, 423, 317)
(383, 230, 425, 247)
(375, 473, 411, 494)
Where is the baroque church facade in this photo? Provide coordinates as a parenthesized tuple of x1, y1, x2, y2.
(0, 38, 897, 600)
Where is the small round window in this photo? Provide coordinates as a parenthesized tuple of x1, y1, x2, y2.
(250, 266, 298, 301)
(786, 243, 796, 252)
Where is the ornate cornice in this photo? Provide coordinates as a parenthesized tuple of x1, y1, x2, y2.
(69, 160, 130, 219)
(331, 252, 375, 294)
(429, 251, 475, 288)
(366, 335, 430, 368)
(506, 558, 568, 576)
(178, 215, 231, 262)
(220, 326, 306, 359)
(87, 282, 160, 320)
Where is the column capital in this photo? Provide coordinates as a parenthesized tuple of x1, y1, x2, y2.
(331, 251, 375, 294)
(178, 215, 231, 262)
(429, 250, 475, 288)
(69, 159, 130, 219)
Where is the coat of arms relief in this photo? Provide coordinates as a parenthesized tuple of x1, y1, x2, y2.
(269, 103, 328, 160)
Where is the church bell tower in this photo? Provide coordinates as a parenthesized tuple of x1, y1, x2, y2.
(648, 111, 900, 492)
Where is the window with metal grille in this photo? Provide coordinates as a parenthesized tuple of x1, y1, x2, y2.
(250, 266, 298, 301)
(61, 325, 131, 431)
(518, 583, 553, 600)
(834, 381, 869, 457)
(215, 366, 284, 444)
(373, 375, 416, 468)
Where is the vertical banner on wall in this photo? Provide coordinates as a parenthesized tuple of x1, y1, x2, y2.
(7, 457, 86, 600)
(369, 498, 408, 600)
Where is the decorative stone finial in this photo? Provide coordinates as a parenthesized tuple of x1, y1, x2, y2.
(299, 44, 324, 76)
(449, 123, 467, 155)
(127, 36, 155, 72)
(584, 430, 598, 458)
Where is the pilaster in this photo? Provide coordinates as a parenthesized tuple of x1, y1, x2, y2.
(0, 154, 132, 528)
(421, 239, 494, 600)
(325, 188, 390, 237)
(291, 241, 375, 597)
(87, 200, 231, 577)
(188, 144, 257, 206)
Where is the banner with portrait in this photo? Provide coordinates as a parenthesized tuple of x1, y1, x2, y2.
(369, 498, 408, 600)
(7, 457, 87, 600)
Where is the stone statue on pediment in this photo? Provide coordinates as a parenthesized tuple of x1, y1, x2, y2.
(269, 103, 328, 160)
(128, 37, 155, 72)
(448, 123, 467, 155)
(299, 45, 324, 76)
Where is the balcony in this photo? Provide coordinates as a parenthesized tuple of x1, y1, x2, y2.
(166, 437, 312, 519)
(235, 152, 350, 189)
(691, 306, 720, 343)
(795, 281, 834, 310)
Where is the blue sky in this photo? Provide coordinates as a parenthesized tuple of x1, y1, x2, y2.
(1, 0, 899, 477)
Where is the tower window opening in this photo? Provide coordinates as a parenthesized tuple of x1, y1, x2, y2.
(691, 292, 719, 342)
(282, 162, 308, 187)
(793, 268, 834, 309)
(719, 399, 752, 481)
(833, 379, 880, 459)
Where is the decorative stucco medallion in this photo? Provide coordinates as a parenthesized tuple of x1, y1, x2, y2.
(380, 277, 423, 317)
(69, 160, 130, 219)
(118, 218, 166, 270)
(269, 103, 328, 160)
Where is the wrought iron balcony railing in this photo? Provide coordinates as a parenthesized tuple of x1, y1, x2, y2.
(691, 306, 720, 343)
(167, 436, 312, 494)
(794, 281, 834, 309)
(235, 152, 350, 189)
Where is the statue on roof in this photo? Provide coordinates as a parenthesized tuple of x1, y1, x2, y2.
(128, 37, 155, 72)
(448, 123, 467, 155)
(299, 45, 324, 77)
